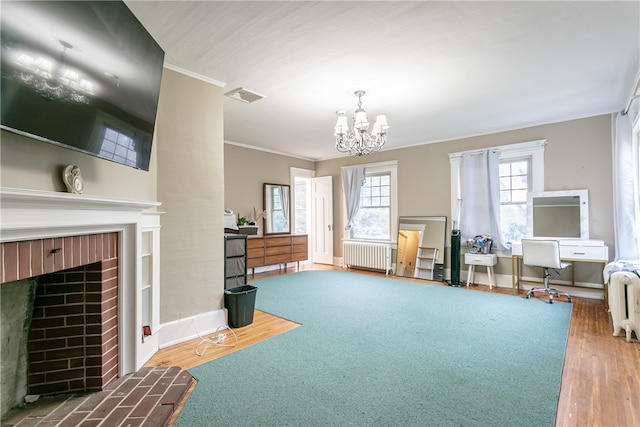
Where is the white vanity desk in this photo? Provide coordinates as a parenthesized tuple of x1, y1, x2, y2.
(512, 189, 610, 299)
(511, 239, 609, 291)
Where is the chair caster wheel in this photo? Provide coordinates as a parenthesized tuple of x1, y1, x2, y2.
(525, 294, 530, 299)
(568, 297, 572, 303)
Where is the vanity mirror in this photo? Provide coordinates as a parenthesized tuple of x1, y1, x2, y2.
(264, 183, 291, 235)
(527, 189, 589, 239)
(396, 216, 447, 279)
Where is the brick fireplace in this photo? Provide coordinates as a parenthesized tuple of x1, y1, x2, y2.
(0, 187, 161, 414)
(1, 233, 120, 395)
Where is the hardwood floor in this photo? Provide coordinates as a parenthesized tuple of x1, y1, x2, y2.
(146, 310, 300, 370)
(146, 264, 640, 426)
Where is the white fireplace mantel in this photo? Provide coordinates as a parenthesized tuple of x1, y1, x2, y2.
(1, 187, 161, 242)
(0, 187, 163, 375)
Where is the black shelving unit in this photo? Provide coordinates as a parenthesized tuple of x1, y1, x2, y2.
(224, 234, 248, 290)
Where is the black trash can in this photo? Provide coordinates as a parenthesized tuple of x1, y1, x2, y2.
(224, 285, 258, 327)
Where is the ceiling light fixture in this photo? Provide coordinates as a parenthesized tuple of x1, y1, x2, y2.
(334, 90, 389, 156)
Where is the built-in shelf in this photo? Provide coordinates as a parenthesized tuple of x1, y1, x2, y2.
(140, 226, 160, 349)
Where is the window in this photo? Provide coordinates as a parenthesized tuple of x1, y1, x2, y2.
(499, 159, 529, 246)
(99, 126, 137, 167)
(347, 161, 398, 242)
(449, 140, 544, 251)
(352, 173, 391, 240)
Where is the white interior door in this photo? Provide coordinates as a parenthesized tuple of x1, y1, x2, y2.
(312, 176, 333, 264)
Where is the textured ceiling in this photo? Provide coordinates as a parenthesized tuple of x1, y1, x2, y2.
(126, 1, 640, 161)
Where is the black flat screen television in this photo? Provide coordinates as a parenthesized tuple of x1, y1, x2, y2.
(1, 1, 164, 171)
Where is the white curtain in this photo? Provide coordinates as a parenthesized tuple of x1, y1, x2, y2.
(341, 166, 366, 230)
(460, 149, 507, 250)
(604, 112, 640, 281)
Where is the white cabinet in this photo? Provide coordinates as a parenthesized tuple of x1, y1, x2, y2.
(465, 253, 498, 289)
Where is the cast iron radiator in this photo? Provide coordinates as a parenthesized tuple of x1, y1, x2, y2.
(343, 241, 392, 276)
(609, 271, 640, 342)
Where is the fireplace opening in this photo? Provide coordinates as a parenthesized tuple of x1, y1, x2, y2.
(0, 233, 118, 416)
(28, 261, 118, 395)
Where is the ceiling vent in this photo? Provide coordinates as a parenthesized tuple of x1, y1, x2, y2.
(224, 87, 266, 103)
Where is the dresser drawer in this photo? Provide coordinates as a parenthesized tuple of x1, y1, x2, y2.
(225, 257, 246, 277)
(247, 257, 263, 268)
(225, 237, 246, 257)
(266, 236, 292, 247)
(225, 275, 246, 289)
(292, 243, 307, 253)
(292, 235, 307, 245)
(292, 251, 307, 261)
(248, 238, 265, 249)
(464, 253, 497, 266)
(266, 254, 292, 264)
(266, 246, 291, 256)
(560, 246, 608, 261)
(248, 247, 265, 258)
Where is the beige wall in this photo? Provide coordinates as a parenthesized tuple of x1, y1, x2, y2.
(317, 115, 613, 252)
(224, 143, 314, 234)
(315, 115, 613, 283)
(156, 69, 225, 322)
(0, 67, 226, 325)
(0, 126, 157, 200)
(2, 73, 614, 311)
(221, 114, 613, 285)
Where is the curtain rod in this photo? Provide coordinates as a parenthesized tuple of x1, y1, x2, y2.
(622, 94, 640, 116)
(448, 139, 546, 159)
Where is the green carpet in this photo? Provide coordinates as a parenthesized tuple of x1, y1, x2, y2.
(177, 270, 571, 426)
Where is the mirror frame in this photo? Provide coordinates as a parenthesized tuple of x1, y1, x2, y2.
(396, 216, 447, 278)
(263, 183, 291, 235)
(526, 189, 589, 240)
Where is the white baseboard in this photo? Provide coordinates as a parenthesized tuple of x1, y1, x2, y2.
(157, 308, 228, 349)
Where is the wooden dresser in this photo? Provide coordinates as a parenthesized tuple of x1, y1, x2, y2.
(247, 234, 308, 275)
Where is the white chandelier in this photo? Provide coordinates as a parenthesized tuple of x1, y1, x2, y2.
(334, 90, 389, 156)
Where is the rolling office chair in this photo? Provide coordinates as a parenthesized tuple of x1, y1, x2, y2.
(522, 239, 572, 303)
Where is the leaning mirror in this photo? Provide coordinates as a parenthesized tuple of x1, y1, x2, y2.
(396, 216, 447, 280)
(264, 183, 291, 234)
